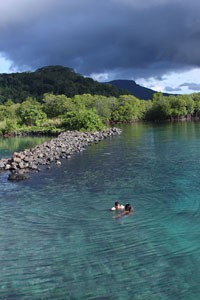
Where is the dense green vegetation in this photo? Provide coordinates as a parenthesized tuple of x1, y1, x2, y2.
(0, 65, 199, 134)
(1, 92, 200, 135)
(0, 66, 129, 103)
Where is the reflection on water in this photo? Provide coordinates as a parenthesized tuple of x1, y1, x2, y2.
(0, 123, 200, 299)
(0, 136, 50, 158)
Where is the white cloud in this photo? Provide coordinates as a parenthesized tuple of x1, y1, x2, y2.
(0, 54, 12, 73)
(90, 72, 110, 82)
(136, 68, 200, 94)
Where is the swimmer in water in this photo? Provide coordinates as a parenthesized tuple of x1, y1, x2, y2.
(110, 201, 125, 211)
(114, 203, 134, 219)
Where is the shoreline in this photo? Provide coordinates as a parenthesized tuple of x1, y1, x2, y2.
(0, 127, 122, 181)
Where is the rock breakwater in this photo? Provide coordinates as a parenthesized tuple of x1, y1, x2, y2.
(0, 127, 121, 181)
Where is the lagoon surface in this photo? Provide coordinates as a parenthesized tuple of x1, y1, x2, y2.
(0, 123, 200, 300)
(0, 136, 51, 159)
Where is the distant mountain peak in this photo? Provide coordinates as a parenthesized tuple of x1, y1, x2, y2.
(105, 79, 157, 100)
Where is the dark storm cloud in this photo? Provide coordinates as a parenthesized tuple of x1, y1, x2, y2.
(0, 0, 200, 80)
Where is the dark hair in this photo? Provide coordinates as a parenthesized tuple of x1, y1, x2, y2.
(125, 203, 131, 212)
(115, 201, 120, 206)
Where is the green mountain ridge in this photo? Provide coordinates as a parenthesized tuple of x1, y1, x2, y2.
(0, 65, 127, 104)
(0, 65, 172, 104)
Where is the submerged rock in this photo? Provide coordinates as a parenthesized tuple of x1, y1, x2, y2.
(8, 171, 30, 181)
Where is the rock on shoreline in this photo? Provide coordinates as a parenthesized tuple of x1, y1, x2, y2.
(0, 127, 122, 181)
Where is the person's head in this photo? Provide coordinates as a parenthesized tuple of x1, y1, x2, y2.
(115, 201, 121, 209)
(125, 203, 132, 212)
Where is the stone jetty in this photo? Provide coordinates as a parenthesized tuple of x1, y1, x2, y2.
(0, 127, 122, 181)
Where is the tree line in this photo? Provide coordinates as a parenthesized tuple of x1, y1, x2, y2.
(1, 92, 200, 135)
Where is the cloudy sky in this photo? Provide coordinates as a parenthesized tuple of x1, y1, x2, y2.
(1, 0, 200, 94)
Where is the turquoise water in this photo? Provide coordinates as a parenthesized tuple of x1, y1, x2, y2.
(0, 136, 51, 159)
(0, 123, 199, 300)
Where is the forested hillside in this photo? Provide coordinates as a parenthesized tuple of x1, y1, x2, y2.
(0, 65, 128, 103)
(1, 65, 200, 137)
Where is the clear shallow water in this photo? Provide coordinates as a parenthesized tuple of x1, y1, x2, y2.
(0, 136, 51, 159)
(0, 123, 200, 300)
